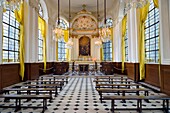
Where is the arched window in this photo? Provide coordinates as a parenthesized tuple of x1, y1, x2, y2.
(125, 21, 128, 61)
(103, 18, 113, 61)
(58, 19, 68, 61)
(38, 3, 44, 61)
(2, 10, 20, 63)
(38, 3, 44, 18)
(145, 1, 159, 63)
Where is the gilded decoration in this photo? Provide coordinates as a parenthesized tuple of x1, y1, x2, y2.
(71, 5, 98, 37)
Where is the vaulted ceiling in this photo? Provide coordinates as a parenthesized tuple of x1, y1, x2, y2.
(44, 0, 124, 24)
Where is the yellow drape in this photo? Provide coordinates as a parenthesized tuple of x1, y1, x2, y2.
(38, 16, 47, 72)
(121, 15, 127, 73)
(64, 30, 69, 42)
(14, 3, 24, 80)
(100, 45, 104, 61)
(64, 30, 69, 61)
(153, 0, 159, 8)
(139, 1, 150, 80)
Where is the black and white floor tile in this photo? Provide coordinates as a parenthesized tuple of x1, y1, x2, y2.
(0, 75, 169, 113)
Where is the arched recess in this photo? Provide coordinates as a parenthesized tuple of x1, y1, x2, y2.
(39, 0, 48, 21)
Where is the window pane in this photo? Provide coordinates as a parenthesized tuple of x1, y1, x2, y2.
(144, 0, 159, 63)
(103, 41, 112, 61)
(2, 10, 20, 63)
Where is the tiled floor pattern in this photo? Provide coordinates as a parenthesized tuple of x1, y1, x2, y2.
(0, 75, 169, 113)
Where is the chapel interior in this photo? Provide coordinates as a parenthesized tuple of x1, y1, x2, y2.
(0, 0, 170, 113)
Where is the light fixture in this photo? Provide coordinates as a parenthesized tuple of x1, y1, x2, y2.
(0, 0, 23, 10)
(100, 0, 111, 42)
(95, 0, 102, 48)
(53, 0, 64, 41)
(66, 0, 73, 49)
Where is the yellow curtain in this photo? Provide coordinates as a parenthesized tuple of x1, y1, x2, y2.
(64, 30, 69, 61)
(121, 15, 127, 73)
(100, 45, 104, 61)
(14, 3, 24, 80)
(38, 16, 47, 72)
(153, 0, 159, 8)
(64, 30, 69, 42)
(56, 42, 58, 61)
(139, 1, 150, 80)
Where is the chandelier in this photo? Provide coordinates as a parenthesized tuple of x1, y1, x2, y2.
(100, 0, 111, 42)
(0, 0, 23, 10)
(66, 0, 73, 49)
(53, 0, 64, 41)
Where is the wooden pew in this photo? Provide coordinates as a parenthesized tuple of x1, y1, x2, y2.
(93, 80, 133, 84)
(0, 94, 51, 113)
(95, 83, 141, 89)
(3, 87, 54, 102)
(39, 75, 69, 84)
(103, 95, 170, 113)
(96, 88, 150, 103)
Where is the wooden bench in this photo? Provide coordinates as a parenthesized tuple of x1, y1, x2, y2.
(3, 87, 54, 102)
(95, 76, 128, 79)
(103, 95, 170, 113)
(96, 83, 141, 89)
(39, 75, 69, 84)
(22, 84, 61, 96)
(0, 94, 51, 113)
(30, 79, 66, 87)
(96, 88, 150, 103)
(93, 80, 133, 84)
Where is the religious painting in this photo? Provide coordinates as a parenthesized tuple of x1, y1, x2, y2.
(79, 36, 90, 56)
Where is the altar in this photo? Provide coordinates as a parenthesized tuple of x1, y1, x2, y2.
(73, 61, 100, 73)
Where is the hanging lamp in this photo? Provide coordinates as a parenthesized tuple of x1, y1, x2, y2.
(53, 0, 64, 41)
(66, 0, 73, 49)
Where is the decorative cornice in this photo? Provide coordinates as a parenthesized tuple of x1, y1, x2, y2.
(29, 0, 39, 12)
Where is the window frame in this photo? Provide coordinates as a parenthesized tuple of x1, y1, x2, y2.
(103, 41, 112, 61)
(2, 10, 20, 63)
(124, 21, 128, 62)
(144, 1, 159, 64)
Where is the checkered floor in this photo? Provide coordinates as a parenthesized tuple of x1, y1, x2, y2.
(0, 75, 169, 113)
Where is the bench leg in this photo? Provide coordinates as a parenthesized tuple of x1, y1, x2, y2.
(55, 86, 58, 97)
(42, 99, 45, 113)
(111, 99, 115, 113)
(99, 91, 103, 103)
(15, 99, 21, 112)
(165, 99, 169, 113)
(49, 91, 53, 103)
(137, 100, 142, 113)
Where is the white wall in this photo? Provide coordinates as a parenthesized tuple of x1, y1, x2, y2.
(113, 22, 122, 62)
(0, 7, 2, 64)
(160, 0, 170, 64)
(127, 7, 139, 63)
